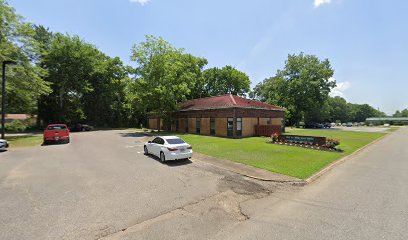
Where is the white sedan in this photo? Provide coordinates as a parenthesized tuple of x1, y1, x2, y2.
(0, 139, 9, 151)
(144, 136, 193, 163)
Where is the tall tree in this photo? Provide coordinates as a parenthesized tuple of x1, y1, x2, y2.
(393, 109, 408, 117)
(0, 1, 51, 114)
(252, 53, 335, 125)
(327, 96, 350, 122)
(202, 66, 251, 97)
(347, 103, 386, 122)
(38, 33, 131, 126)
(129, 35, 208, 129)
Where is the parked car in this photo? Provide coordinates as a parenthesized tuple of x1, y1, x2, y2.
(0, 139, 9, 151)
(144, 136, 193, 163)
(43, 124, 70, 144)
(304, 123, 324, 129)
(69, 123, 94, 132)
(346, 122, 353, 127)
(323, 123, 332, 128)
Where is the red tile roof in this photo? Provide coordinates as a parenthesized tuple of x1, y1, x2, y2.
(179, 94, 284, 111)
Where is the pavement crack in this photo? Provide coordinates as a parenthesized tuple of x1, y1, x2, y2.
(97, 192, 221, 239)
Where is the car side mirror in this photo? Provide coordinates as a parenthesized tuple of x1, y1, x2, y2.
(148, 141, 152, 143)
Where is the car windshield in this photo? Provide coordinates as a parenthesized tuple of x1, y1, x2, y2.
(47, 125, 66, 130)
(166, 138, 185, 144)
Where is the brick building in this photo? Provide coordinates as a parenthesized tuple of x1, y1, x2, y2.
(148, 94, 285, 138)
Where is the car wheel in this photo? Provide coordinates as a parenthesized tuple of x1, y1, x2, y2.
(160, 152, 166, 163)
(66, 138, 70, 144)
(144, 146, 149, 155)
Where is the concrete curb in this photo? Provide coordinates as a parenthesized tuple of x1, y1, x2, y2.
(304, 131, 392, 184)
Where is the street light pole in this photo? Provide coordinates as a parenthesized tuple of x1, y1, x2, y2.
(2, 60, 17, 139)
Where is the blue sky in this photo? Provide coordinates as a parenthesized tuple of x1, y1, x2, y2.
(10, 0, 408, 114)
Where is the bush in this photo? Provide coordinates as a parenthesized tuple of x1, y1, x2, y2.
(4, 120, 27, 133)
(326, 138, 340, 149)
(271, 133, 279, 142)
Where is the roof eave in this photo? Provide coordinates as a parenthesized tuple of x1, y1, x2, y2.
(179, 106, 285, 112)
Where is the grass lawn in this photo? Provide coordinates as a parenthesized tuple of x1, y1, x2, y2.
(5, 135, 43, 148)
(175, 128, 387, 179)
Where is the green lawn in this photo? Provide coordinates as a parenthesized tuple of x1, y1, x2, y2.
(5, 135, 43, 148)
(175, 128, 387, 179)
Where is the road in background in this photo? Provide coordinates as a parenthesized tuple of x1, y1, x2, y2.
(213, 127, 408, 240)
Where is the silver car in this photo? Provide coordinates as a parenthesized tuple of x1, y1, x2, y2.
(0, 139, 9, 151)
(144, 136, 193, 163)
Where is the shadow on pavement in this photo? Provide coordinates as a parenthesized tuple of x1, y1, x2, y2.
(118, 132, 146, 138)
(41, 141, 69, 147)
(144, 154, 192, 167)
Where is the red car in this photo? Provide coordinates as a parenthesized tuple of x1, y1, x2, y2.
(43, 124, 70, 144)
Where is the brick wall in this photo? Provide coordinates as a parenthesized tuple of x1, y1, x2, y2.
(148, 107, 285, 137)
(271, 118, 282, 125)
(215, 118, 227, 137)
(172, 107, 285, 119)
(243, 118, 258, 137)
(201, 118, 210, 135)
(179, 118, 186, 133)
(149, 118, 157, 129)
(188, 118, 195, 134)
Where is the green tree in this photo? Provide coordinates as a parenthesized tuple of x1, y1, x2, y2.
(252, 53, 335, 125)
(38, 33, 132, 126)
(129, 35, 208, 129)
(394, 109, 408, 117)
(327, 96, 349, 123)
(202, 66, 251, 97)
(82, 57, 132, 127)
(347, 103, 385, 122)
(0, 1, 51, 113)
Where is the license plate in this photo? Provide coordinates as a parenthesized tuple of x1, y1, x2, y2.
(180, 149, 185, 152)
(55, 137, 60, 140)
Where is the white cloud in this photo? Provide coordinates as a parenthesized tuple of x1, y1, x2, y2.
(314, 0, 332, 8)
(330, 78, 351, 98)
(130, 0, 150, 6)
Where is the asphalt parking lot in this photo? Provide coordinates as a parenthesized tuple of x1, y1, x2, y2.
(0, 130, 284, 240)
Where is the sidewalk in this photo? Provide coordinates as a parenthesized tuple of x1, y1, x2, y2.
(193, 152, 303, 183)
(5, 132, 41, 137)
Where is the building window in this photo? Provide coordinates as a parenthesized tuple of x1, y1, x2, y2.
(227, 117, 234, 137)
(210, 118, 215, 135)
(196, 118, 201, 134)
(267, 118, 271, 125)
(236, 118, 242, 137)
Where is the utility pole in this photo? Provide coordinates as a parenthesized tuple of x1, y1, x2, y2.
(2, 60, 17, 139)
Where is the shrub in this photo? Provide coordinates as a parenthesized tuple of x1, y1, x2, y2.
(271, 133, 279, 142)
(326, 138, 340, 149)
(4, 120, 27, 133)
